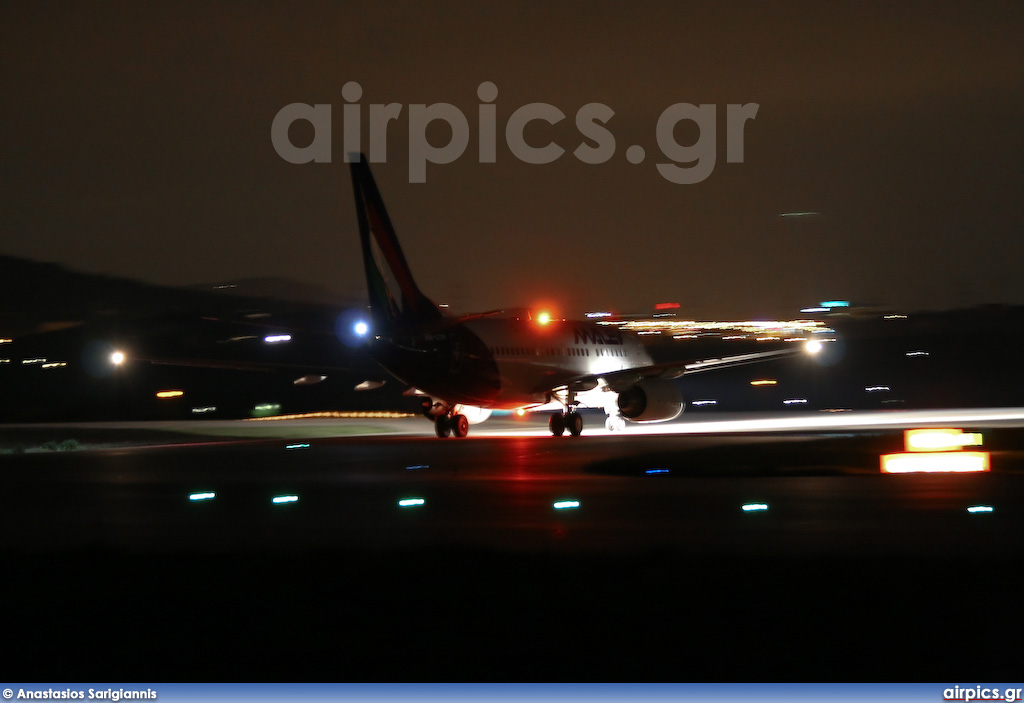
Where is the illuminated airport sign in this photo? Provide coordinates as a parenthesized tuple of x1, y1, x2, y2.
(904, 428, 983, 452)
(881, 427, 990, 473)
(880, 451, 989, 474)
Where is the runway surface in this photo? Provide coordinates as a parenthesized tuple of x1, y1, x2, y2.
(2, 411, 1022, 679)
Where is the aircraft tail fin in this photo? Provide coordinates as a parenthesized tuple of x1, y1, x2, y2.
(349, 154, 443, 331)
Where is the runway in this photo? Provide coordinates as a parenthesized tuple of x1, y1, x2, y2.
(2, 411, 1023, 679)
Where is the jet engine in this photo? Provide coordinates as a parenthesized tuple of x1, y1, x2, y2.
(616, 379, 684, 423)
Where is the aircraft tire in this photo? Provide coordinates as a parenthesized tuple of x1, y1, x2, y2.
(451, 414, 469, 438)
(605, 416, 625, 432)
(566, 411, 583, 436)
(435, 415, 452, 438)
(549, 412, 565, 437)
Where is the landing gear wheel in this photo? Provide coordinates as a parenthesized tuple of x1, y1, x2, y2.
(566, 411, 583, 436)
(434, 415, 452, 438)
(549, 412, 565, 436)
(451, 413, 469, 438)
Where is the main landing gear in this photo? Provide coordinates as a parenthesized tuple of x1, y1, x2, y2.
(548, 386, 585, 437)
(423, 400, 469, 438)
(435, 412, 469, 438)
(549, 410, 583, 437)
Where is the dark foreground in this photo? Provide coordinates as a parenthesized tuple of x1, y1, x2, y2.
(2, 425, 1022, 679)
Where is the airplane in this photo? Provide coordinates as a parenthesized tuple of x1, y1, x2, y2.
(349, 153, 820, 438)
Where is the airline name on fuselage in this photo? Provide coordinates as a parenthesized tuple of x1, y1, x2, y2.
(573, 326, 623, 345)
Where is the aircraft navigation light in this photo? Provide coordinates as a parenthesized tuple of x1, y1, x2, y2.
(553, 500, 580, 510)
(967, 505, 994, 514)
(272, 495, 299, 504)
(742, 503, 769, 511)
(264, 334, 292, 343)
(188, 492, 216, 502)
(110, 351, 126, 366)
(398, 498, 425, 507)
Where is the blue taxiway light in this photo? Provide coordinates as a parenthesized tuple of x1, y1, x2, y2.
(398, 498, 425, 507)
(272, 495, 299, 504)
(742, 503, 769, 512)
(553, 500, 580, 510)
(645, 469, 670, 475)
(967, 505, 994, 514)
(188, 492, 216, 502)
(285, 443, 310, 450)
(406, 465, 429, 471)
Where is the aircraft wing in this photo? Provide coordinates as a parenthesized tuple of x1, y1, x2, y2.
(573, 347, 799, 393)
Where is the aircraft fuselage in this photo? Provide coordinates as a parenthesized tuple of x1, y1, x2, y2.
(369, 316, 653, 408)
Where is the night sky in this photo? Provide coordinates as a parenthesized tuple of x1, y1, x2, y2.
(2, 1, 1022, 319)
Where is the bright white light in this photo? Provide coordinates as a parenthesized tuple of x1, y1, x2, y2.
(691, 400, 717, 406)
(353, 321, 369, 336)
(967, 505, 994, 514)
(804, 340, 824, 354)
(783, 398, 808, 405)
(865, 386, 890, 393)
(189, 492, 216, 502)
(553, 500, 580, 510)
(264, 334, 292, 344)
(742, 503, 769, 512)
(110, 351, 126, 365)
(285, 443, 310, 450)
(880, 451, 990, 474)
(905, 428, 983, 452)
(272, 495, 299, 504)
(398, 498, 425, 507)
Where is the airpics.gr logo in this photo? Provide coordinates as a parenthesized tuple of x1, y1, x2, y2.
(271, 81, 758, 184)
